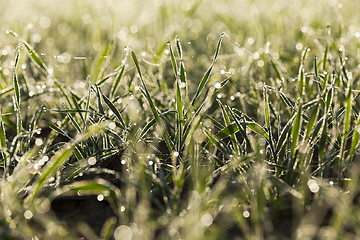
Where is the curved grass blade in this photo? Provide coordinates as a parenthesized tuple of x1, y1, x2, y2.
(110, 65, 125, 99)
(291, 103, 303, 159)
(0, 109, 7, 170)
(305, 103, 320, 141)
(7, 30, 48, 73)
(218, 100, 239, 154)
(350, 114, 360, 156)
(247, 122, 269, 141)
(132, 52, 172, 152)
(190, 33, 224, 107)
(275, 114, 296, 154)
(31, 123, 108, 198)
(264, 88, 275, 158)
(100, 88, 126, 129)
(13, 48, 20, 106)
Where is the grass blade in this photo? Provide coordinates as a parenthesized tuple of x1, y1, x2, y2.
(110, 65, 125, 99)
(291, 102, 302, 159)
(132, 51, 172, 153)
(100, 88, 126, 129)
(13, 48, 20, 106)
(247, 122, 269, 141)
(190, 33, 224, 107)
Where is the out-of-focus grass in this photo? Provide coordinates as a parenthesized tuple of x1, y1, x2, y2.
(1, 0, 360, 239)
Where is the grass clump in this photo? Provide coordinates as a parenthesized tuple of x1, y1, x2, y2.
(1, 0, 360, 239)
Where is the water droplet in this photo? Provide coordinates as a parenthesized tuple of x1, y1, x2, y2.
(88, 157, 97, 166)
(115, 225, 132, 240)
(307, 179, 320, 193)
(24, 210, 33, 220)
(201, 213, 213, 226)
(243, 210, 250, 218)
(109, 122, 116, 130)
(97, 194, 104, 201)
(35, 138, 43, 146)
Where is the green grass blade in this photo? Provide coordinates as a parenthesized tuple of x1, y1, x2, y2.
(247, 122, 269, 141)
(323, 43, 328, 71)
(275, 114, 295, 154)
(190, 33, 224, 107)
(101, 89, 126, 129)
(305, 103, 320, 141)
(350, 114, 360, 156)
(264, 88, 276, 158)
(32, 123, 108, 198)
(110, 65, 125, 99)
(0, 109, 7, 169)
(44, 120, 72, 140)
(168, 41, 178, 76)
(212, 32, 224, 63)
(84, 75, 91, 125)
(7, 30, 48, 73)
(132, 52, 172, 153)
(191, 65, 213, 107)
(291, 103, 303, 159)
(95, 86, 105, 115)
(218, 100, 239, 154)
(13, 49, 20, 106)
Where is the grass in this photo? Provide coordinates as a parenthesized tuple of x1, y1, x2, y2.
(1, 0, 360, 239)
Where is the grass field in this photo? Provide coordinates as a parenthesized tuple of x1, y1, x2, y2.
(1, 0, 360, 239)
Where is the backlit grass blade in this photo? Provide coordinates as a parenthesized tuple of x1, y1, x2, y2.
(0, 87, 14, 97)
(13, 48, 20, 107)
(169, 40, 184, 148)
(84, 75, 91, 124)
(305, 103, 319, 141)
(132, 51, 172, 152)
(53, 179, 120, 210)
(264, 88, 275, 158)
(350, 113, 360, 156)
(176, 79, 184, 148)
(7, 30, 48, 73)
(191, 33, 224, 107)
(44, 120, 72, 140)
(298, 48, 308, 96)
(323, 43, 328, 71)
(100, 88, 126, 129)
(23, 41, 48, 73)
(71, 93, 86, 126)
(247, 122, 270, 141)
(214, 123, 239, 140)
(218, 100, 239, 154)
(31, 123, 108, 198)
(110, 65, 125, 99)
(0, 109, 7, 168)
(204, 129, 231, 161)
(275, 114, 294, 154)
(176, 37, 188, 98)
(339, 82, 352, 171)
(168, 41, 178, 76)
(191, 65, 213, 107)
(175, 36, 183, 59)
(95, 86, 105, 115)
(291, 102, 302, 159)
(212, 32, 224, 62)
